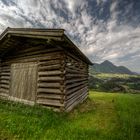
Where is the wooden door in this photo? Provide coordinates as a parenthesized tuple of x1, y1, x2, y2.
(10, 62, 37, 102)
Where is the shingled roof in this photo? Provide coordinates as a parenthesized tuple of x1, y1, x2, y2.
(0, 27, 92, 65)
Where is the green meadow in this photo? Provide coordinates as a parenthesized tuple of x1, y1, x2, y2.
(0, 91, 140, 140)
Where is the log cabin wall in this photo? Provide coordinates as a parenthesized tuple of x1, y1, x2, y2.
(0, 28, 92, 112)
(0, 37, 66, 111)
(0, 60, 10, 99)
(64, 53, 89, 112)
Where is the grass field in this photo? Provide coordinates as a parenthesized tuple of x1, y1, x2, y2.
(95, 73, 139, 79)
(0, 91, 140, 140)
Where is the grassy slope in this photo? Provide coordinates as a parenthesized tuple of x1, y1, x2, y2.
(0, 91, 140, 140)
(95, 73, 140, 79)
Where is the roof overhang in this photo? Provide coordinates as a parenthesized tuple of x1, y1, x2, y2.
(0, 27, 92, 65)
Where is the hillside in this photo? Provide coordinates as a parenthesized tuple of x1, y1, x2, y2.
(0, 92, 140, 140)
(91, 60, 135, 75)
(89, 73, 140, 93)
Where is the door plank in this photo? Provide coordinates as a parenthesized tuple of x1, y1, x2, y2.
(10, 62, 37, 101)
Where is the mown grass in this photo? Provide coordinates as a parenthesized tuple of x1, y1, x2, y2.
(0, 91, 140, 140)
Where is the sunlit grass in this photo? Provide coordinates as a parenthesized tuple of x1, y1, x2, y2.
(95, 73, 139, 79)
(0, 91, 140, 140)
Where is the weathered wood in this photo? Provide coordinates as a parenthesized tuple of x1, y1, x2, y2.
(0, 84, 9, 89)
(37, 93, 63, 99)
(65, 78, 88, 84)
(3, 52, 63, 64)
(8, 96, 35, 106)
(66, 87, 88, 101)
(0, 76, 10, 80)
(37, 88, 61, 94)
(38, 70, 62, 76)
(8, 29, 64, 36)
(38, 76, 63, 81)
(66, 92, 88, 112)
(13, 45, 54, 54)
(66, 73, 88, 77)
(10, 34, 63, 41)
(66, 81, 88, 90)
(0, 93, 8, 98)
(0, 80, 10, 84)
(66, 84, 87, 95)
(38, 82, 61, 88)
(66, 67, 87, 74)
(10, 62, 37, 101)
(38, 59, 62, 66)
(0, 69, 10, 72)
(9, 48, 60, 58)
(0, 72, 10, 76)
(38, 64, 61, 71)
(66, 89, 88, 109)
(0, 28, 90, 112)
(37, 99, 64, 107)
(66, 64, 87, 72)
(66, 91, 88, 109)
(0, 88, 9, 93)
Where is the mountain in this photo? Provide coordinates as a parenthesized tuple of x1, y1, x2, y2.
(91, 60, 135, 75)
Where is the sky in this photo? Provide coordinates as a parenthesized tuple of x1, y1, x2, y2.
(0, 0, 140, 73)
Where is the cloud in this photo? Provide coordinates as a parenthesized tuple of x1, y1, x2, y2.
(0, 0, 140, 72)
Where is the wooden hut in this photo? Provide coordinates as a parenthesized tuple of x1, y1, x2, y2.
(0, 27, 92, 112)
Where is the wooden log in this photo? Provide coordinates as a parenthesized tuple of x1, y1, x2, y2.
(66, 56, 88, 70)
(10, 34, 63, 41)
(66, 87, 88, 101)
(38, 64, 61, 71)
(38, 82, 61, 88)
(66, 92, 88, 112)
(3, 52, 63, 64)
(66, 73, 88, 77)
(37, 88, 61, 94)
(37, 93, 63, 100)
(37, 99, 64, 107)
(9, 29, 64, 36)
(65, 51, 83, 64)
(66, 64, 87, 72)
(15, 45, 47, 54)
(14, 45, 53, 55)
(38, 76, 63, 81)
(66, 91, 88, 107)
(0, 88, 9, 93)
(0, 72, 10, 76)
(66, 84, 88, 95)
(38, 59, 61, 66)
(38, 70, 62, 76)
(65, 78, 88, 84)
(66, 67, 87, 74)
(0, 76, 10, 80)
(38, 52, 63, 61)
(8, 96, 35, 106)
(66, 91, 88, 109)
(66, 81, 88, 90)
(0, 67, 10, 71)
(0, 84, 9, 89)
(11, 48, 60, 58)
(0, 93, 9, 98)
(66, 89, 88, 109)
(0, 80, 10, 84)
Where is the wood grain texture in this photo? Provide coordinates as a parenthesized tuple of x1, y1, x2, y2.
(10, 62, 37, 101)
(64, 54, 89, 111)
(0, 35, 89, 112)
